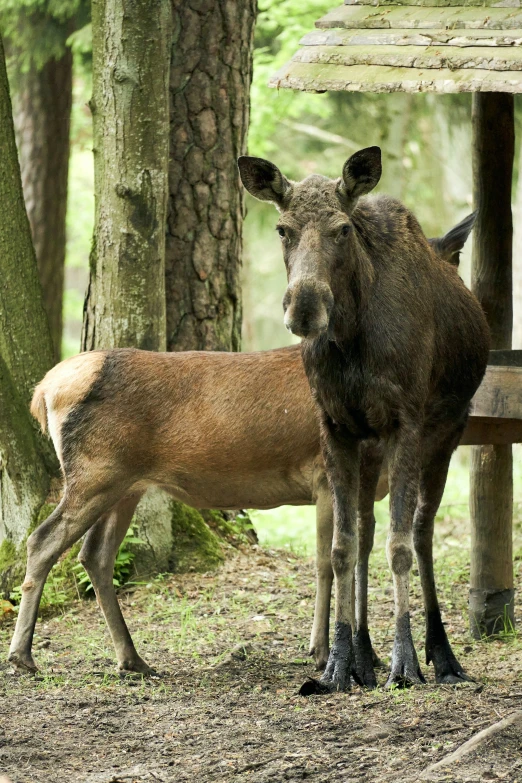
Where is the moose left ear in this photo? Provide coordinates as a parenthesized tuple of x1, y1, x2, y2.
(339, 146, 382, 205)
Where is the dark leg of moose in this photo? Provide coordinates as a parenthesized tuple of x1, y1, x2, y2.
(414, 420, 473, 684)
(354, 442, 384, 688)
(386, 422, 425, 687)
(300, 422, 361, 695)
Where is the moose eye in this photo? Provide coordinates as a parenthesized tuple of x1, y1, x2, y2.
(277, 226, 286, 239)
(341, 224, 351, 237)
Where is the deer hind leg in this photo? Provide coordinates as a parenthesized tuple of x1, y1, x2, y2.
(353, 440, 384, 689)
(386, 422, 425, 688)
(77, 492, 155, 675)
(8, 482, 127, 673)
(309, 476, 333, 671)
(300, 422, 360, 696)
(414, 418, 473, 684)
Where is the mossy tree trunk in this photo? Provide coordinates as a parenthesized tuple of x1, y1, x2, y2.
(0, 33, 57, 592)
(82, 0, 170, 353)
(13, 49, 73, 362)
(166, 0, 256, 352)
(80, 0, 175, 571)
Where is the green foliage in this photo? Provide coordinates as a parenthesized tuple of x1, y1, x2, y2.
(72, 524, 145, 594)
(249, 0, 332, 160)
(0, 0, 90, 74)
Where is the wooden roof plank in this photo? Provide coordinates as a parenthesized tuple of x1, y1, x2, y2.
(300, 28, 522, 47)
(293, 43, 522, 69)
(268, 60, 522, 92)
(343, 0, 522, 6)
(343, 0, 521, 7)
(317, 5, 522, 30)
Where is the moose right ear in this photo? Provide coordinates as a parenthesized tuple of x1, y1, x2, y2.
(339, 146, 382, 207)
(238, 156, 291, 208)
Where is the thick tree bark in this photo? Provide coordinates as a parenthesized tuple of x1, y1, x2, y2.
(82, 0, 171, 353)
(469, 93, 515, 638)
(13, 50, 73, 362)
(166, 0, 256, 352)
(0, 33, 56, 585)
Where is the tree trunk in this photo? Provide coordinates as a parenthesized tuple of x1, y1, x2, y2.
(469, 93, 515, 638)
(82, 0, 171, 354)
(13, 50, 73, 362)
(0, 33, 56, 589)
(166, 0, 256, 352)
(81, 0, 172, 569)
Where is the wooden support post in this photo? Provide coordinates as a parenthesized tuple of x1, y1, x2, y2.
(470, 93, 515, 638)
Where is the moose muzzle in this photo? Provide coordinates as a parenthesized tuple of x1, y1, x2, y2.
(283, 278, 334, 338)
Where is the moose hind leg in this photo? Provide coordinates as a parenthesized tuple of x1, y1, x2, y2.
(386, 425, 425, 688)
(414, 422, 473, 684)
(8, 484, 124, 672)
(78, 492, 155, 675)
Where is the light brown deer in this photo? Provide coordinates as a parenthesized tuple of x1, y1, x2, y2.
(7, 215, 473, 678)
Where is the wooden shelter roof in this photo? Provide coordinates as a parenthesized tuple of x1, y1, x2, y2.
(269, 1, 522, 94)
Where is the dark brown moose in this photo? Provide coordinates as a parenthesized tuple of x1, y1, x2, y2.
(239, 148, 490, 692)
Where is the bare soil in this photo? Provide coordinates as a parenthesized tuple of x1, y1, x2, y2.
(0, 547, 521, 783)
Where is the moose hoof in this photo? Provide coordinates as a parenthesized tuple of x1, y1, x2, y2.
(299, 677, 333, 696)
(429, 643, 475, 685)
(8, 651, 38, 674)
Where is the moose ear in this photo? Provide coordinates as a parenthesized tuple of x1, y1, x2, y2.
(238, 156, 291, 207)
(339, 146, 382, 205)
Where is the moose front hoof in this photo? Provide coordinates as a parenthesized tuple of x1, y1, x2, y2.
(8, 651, 38, 674)
(386, 659, 426, 689)
(299, 677, 334, 696)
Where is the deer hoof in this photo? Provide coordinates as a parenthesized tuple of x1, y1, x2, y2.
(118, 657, 160, 678)
(8, 651, 38, 674)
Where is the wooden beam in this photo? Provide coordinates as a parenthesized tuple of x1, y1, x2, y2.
(470, 93, 515, 638)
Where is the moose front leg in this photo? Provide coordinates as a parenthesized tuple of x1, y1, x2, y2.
(301, 425, 360, 695)
(354, 442, 384, 688)
(386, 425, 425, 688)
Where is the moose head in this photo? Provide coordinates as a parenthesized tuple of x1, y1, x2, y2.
(238, 147, 382, 339)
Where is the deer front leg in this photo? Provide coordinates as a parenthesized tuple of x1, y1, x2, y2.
(301, 423, 360, 695)
(386, 425, 425, 688)
(309, 476, 333, 670)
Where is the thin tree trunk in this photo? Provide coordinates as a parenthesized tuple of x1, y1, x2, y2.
(0, 33, 56, 587)
(82, 0, 170, 353)
(166, 0, 256, 352)
(13, 50, 73, 362)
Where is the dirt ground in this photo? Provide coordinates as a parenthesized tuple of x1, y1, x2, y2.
(0, 546, 521, 783)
